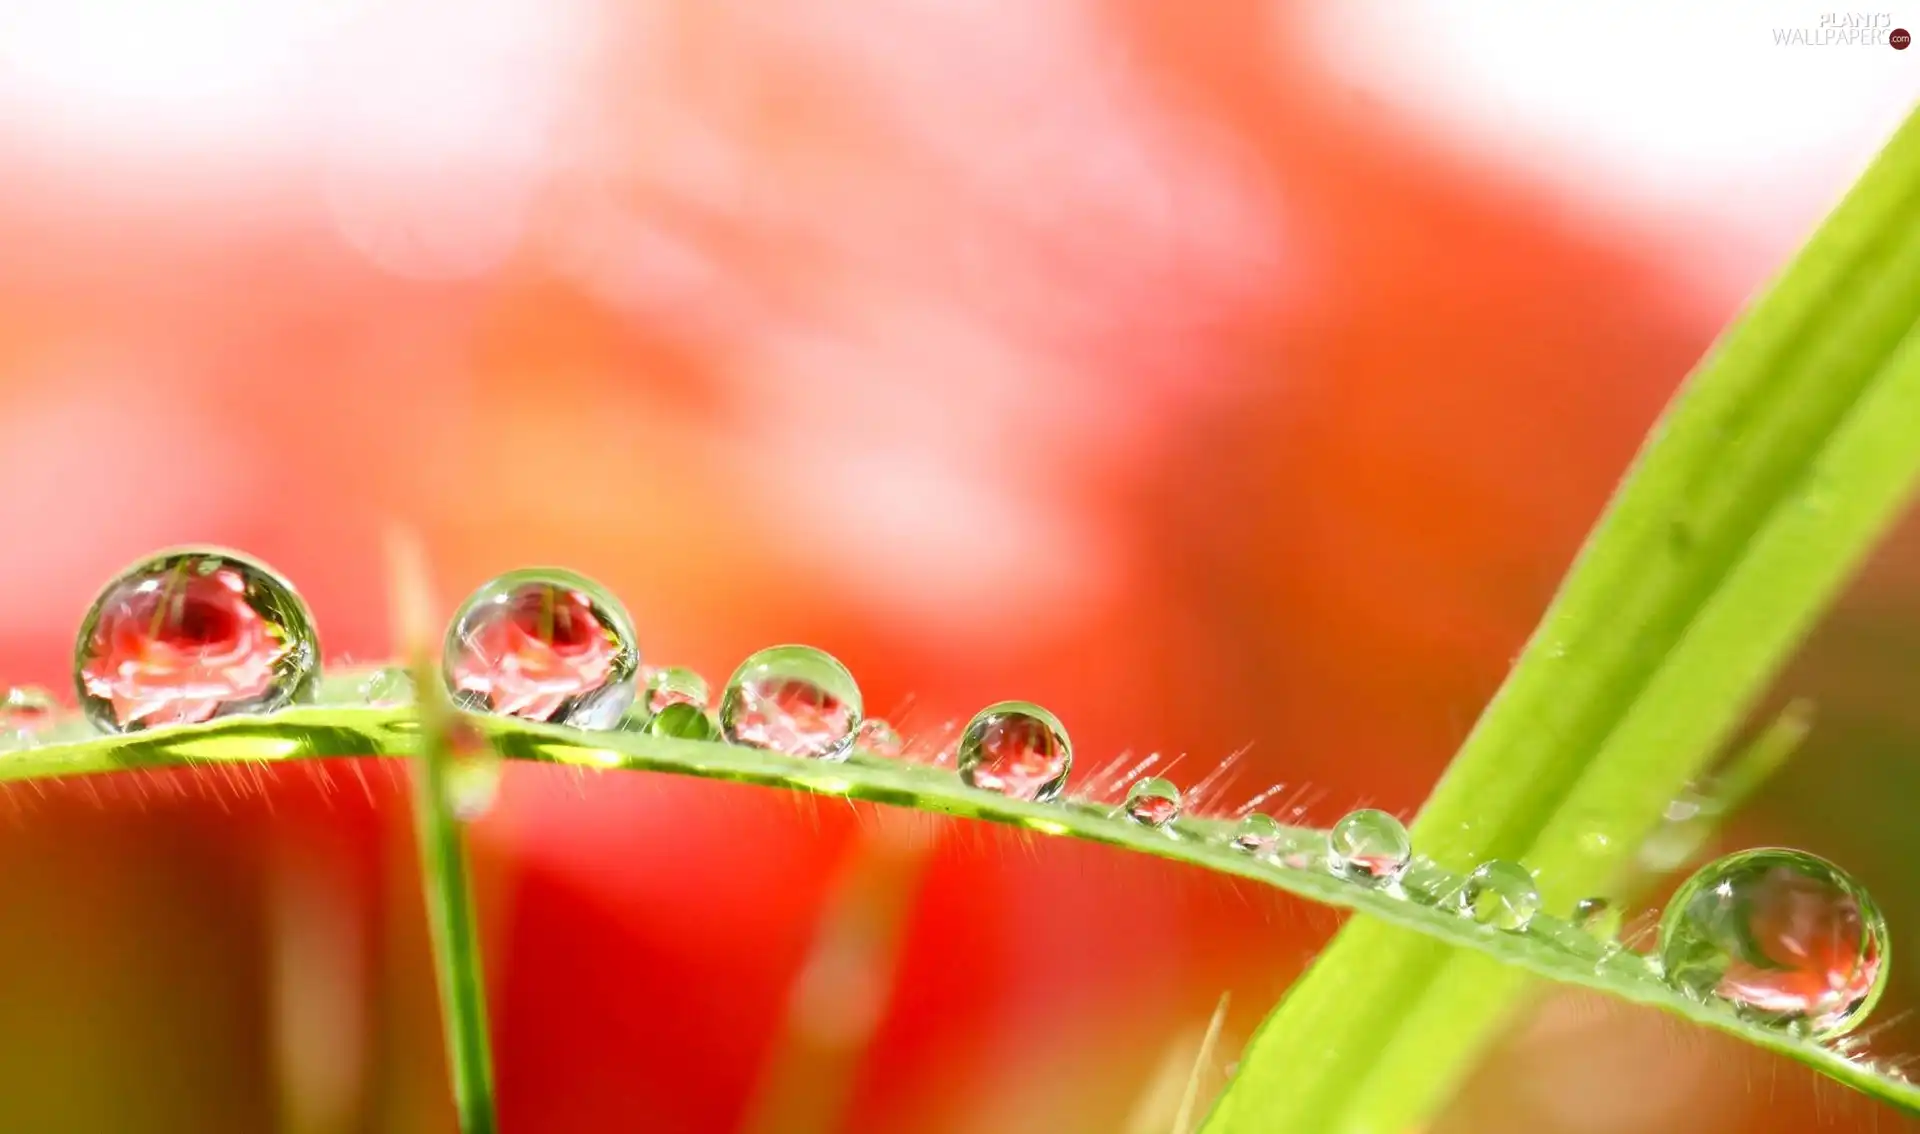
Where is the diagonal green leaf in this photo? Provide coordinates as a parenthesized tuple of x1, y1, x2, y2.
(0, 696, 1914, 1114)
(1205, 105, 1920, 1133)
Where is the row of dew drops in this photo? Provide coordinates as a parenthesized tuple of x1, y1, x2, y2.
(0, 547, 1896, 1055)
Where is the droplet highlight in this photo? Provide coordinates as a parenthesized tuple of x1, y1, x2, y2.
(1327, 809, 1411, 883)
(443, 568, 639, 729)
(719, 645, 862, 761)
(955, 701, 1072, 802)
(1459, 860, 1541, 931)
(74, 548, 320, 733)
(1232, 813, 1283, 856)
(1123, 777, 1181, 829)
(1658, 848, 1888, 1037)
(856, 717, 903, 759)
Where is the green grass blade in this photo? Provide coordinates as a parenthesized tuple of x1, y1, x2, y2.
(1203, 105, 1920, 1134)
(2, 698, 1915, 1114)
(391, 541, 498, 1134)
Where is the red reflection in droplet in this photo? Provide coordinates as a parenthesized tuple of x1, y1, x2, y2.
(1126, 793, 1178, 828)
(448, 585, 619, 721)
(962, 714, 1068, 800)
(728, 677, 856, 758)
(1719, 866, 1882, 1024)
(80, 565, 284, 727)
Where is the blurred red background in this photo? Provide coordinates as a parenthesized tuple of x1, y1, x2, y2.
(0, 2, 1914, 1131)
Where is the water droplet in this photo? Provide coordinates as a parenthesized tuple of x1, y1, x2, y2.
(74, 548, 320, 732)
(956, 701, 1072, 802)
(645, 701, 718, 741)
(1327, 809, 1411, 883)
(856, 717, 903, 759)
(719, 645, 862, 761)
(2, 686, 55, 730)
(1459, 860, 1542, 931)
(1659, 848, 1888, 1037)
(442, 718, 503, 822)
(644, 665, 709, 714)
(358, 666, 415, 707)
(443, 568, 640, 729)
(1232, 813, 1283, 855)
(0, 686, 56, 751)
(1572, 897, 1624, 942)
(1123, 777, 1181, 828)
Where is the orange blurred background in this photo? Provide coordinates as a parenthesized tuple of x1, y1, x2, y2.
(0, 2, 1915, 1131)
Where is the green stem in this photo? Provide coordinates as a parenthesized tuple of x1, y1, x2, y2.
(409, 659, 498, 1134)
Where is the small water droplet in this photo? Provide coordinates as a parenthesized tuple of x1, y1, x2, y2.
(0, 686, 56, 751)
(644, 701, 717, 740)
(1659, 848, 1888, 1037)
(1327, 809, 1411, 883)
(444, 568, 640, 729)
(1572, 896, 1624, 942)
(956, 701, 1072, 802)
(74, 548, 320, 732)
(2, 686, 55, 730)
(358, 666, 415, 707)
(442, 718, 503, 822)
(856, 717, 903, 758)
(719, 645, 862, 761)
(1231, 813, 1283, 855)
(1123, 777, 1181, 829)
(1459, 860, 1541, 931)
(644, 665, 709, 714)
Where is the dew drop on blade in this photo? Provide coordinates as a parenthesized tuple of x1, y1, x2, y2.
(955, 701, 1072, 802)
(0, 685, 56, 751)
(856, 717, 903, 759)
(1123, 776, 1182, 828)
(644, 665, 710, 714)
(1232, 813, 1283, 855)
(1657, 848, 1888, 1037)
(719, 645, 862, 761)
(645, 701, 718, 741)
(358, 666, 415, 707)
(1459, 859, 1542, 931)
(442, 568, 640, 730)
(1327, 809, 1411, 883)
(74, 548, 321, 733)
(1572, 896, 1624, 943)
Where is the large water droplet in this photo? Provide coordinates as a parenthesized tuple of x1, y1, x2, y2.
(955, 701, 1072, 802)
(1327, 809, 1411, 883)
(1124, 777, 1181, 829)
(645, 665, 709, 714)
(856, 717, 903, 759)
(719, 645, 862, 760)
(1572, 897, 1624, 942)
(74, 548, 320, 732)
(443, 568, 639, 729)
(1232, 813, 1283, 856)
(1659, 849, 1888, 1036)
(1459, 860, 1541, 931)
